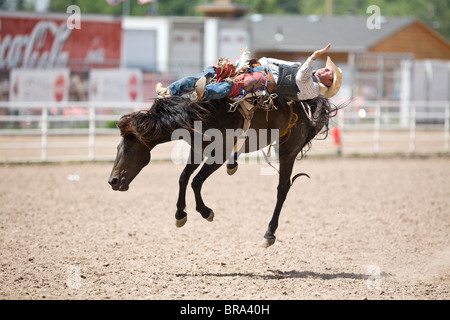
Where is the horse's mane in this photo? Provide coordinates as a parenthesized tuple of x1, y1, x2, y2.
(293, 95, 343, 158)
(304, 95, 337, 135)
(117, 96, 223, 142)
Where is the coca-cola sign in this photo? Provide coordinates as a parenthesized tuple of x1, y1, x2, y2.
(0, 13, 122, 70)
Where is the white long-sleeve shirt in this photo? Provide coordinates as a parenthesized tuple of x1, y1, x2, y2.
(258, 57, 320, 100)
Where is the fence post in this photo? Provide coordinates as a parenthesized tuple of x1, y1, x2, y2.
(400, 59, 412, 128)
(88, 104, 96, 161)
(338, 104, 345, 155)
(409, 102, 416, 154)
(374, 102, 380, 154)
(446, 62, 450, 153)
(41, 105, 48, 161)
(445, 102, 449, 152)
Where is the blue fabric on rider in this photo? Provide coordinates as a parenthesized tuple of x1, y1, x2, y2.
(167, 66, 216, 96)
(202, 65, 271, 100)
(165, 63, 274, 101)
(203, 81, 234, 100)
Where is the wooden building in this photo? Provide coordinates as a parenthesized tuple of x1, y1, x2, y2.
(369, 19, 450, 60)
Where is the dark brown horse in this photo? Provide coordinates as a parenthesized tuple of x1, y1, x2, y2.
(108, 96, 337, 247)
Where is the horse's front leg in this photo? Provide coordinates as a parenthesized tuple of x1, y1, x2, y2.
(175, 150, 201, 227)
(263, 154, 297, 247)
(191, 162, 224, 222)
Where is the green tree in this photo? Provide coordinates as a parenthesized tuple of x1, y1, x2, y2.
(157, 0, 203, 16)
(46, 0, 449, 39)
(49, 0, 150, 16)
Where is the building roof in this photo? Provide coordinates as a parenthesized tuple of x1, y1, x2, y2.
(249, 15, 417, 53)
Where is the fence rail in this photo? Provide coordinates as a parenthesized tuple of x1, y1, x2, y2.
(0, 100, 449, 163)
(333, 99, 449, 155)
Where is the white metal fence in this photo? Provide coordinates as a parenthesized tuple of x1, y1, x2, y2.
(0, 101, 151, 162)
(0, 100, 449, 163)
(331, 99, 450, 155)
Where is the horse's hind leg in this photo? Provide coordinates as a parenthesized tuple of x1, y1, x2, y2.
(175, 150, 201, 227)
(226, 152, 239, 175)
(263, 154, 296, 247)
(191, 162, 224, 222)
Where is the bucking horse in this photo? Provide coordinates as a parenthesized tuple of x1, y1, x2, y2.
(108, 95, 338, 247)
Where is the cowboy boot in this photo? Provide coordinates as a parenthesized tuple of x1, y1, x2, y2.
(155, 82, 171, 97)
(190, 76, 206, 102)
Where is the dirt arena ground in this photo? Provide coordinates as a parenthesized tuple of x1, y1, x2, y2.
(0, 156, 449, 300)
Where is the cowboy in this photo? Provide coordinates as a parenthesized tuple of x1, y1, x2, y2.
(156, 43, 342, 102)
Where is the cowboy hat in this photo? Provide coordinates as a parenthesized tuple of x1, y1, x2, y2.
(318, 57, 343, 98)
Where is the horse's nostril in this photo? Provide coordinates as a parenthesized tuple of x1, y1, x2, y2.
(109, 177, 118, 186)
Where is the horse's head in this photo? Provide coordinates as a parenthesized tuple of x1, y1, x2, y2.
(108, 111, 154, 191)
(108, 97, 211, 191)
(108, 133, 151, 191)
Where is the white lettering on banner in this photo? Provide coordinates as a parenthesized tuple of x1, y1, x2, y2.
(0, 20, 72, 69)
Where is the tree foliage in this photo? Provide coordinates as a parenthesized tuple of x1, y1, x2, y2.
(45, 0, 449, 39)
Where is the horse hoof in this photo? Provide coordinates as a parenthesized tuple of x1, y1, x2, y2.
(262, 237, 276, 248)
(227, 163, 238, 176)
(175, 216, 187, 228)
(206, 210, 214, 222)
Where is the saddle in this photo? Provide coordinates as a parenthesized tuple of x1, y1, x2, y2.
(214, 52, 298, 154)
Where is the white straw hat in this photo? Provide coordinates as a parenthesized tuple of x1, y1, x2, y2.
(318, 57, 343, 98)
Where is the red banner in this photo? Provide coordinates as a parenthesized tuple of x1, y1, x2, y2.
(0, 13, 122, 70)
